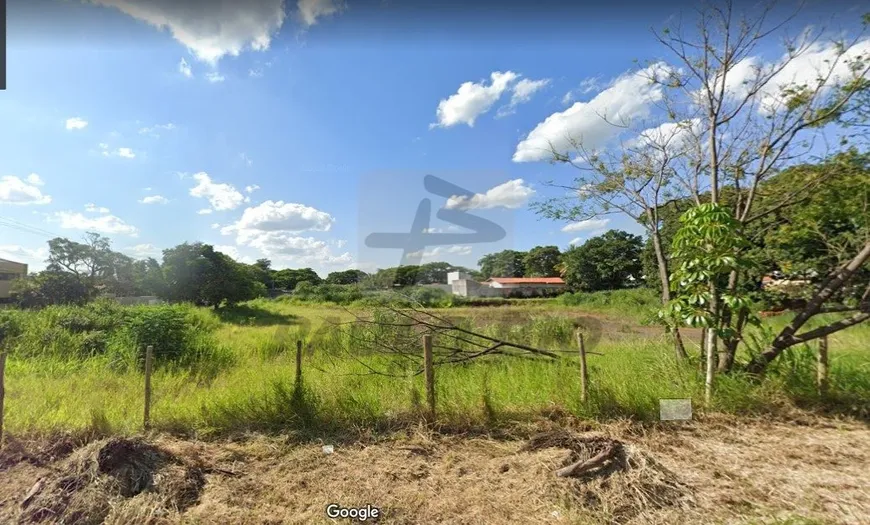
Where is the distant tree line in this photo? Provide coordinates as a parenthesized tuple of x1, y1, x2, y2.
(10, 229, 653, 309)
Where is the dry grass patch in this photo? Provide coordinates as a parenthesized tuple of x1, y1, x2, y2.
(1, 417, 868, 524)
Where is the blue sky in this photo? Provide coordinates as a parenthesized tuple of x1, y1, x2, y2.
(1, 0, 867, 275)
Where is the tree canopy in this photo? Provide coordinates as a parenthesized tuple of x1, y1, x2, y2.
(561, 230, 643, 291)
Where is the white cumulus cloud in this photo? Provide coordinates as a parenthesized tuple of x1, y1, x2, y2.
(139, 122, 176, 137)
(0, 175, 52, 205)
(561, 218, 610, 233)
(52, 211, 138, 236)
(89, 0, 287, 64)
(513, 63, 671, 162)
(297, 0, 345, 26)
(497, 77, 551, 117)
(84, 203, 111, 214)
(444, 179, 535, 211)
(238, 232, 352, 267)
(407, 245, 473, 259)
(205, 71, 225, 83)
(125, 243, 161, 259)
(221, 200, 334, 238)
(188, 172, 246, 211)
(431, 71, 519, 128)
(179, 57, 192, 77)
(0, 245, 49, 269)
(214, 244, 256, 264)
(140, 195, 169, 205)
(220, 200, 347, 267)
(713, 37, 870, 115)
(65, 117, 88, 130)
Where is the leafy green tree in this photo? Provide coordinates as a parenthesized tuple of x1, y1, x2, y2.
(45, 232, 135, 295)
(361, 268, 398, 289)
(760, 151, 870, 287)
(561, 231, 643, 291)
(251, 258, 275, 289)
(661, 204, 757, 398)
(325, 269, 368, 285)
(272, 268, 322, 290)
(131, 257, 166, 296)
(478, 250, 526, 279)
(160, 242, 210, 303)
(523, 246, 562, 277)
(159, 242, 265, 307)
(46, 232, 115, 280)
(394, 265, 421, 287)
(12, 271, 93, 308)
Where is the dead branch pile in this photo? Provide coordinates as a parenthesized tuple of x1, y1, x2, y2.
(324, 305, 560, 377)
(18, 437, 205, 524)
(523, 429, 695, 524)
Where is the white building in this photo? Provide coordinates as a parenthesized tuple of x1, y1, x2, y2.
(0, 258, 28, 301)
(447, 271, 567, 298)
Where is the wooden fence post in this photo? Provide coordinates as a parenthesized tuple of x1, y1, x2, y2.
(0, 351, 7, 448)
(143, 345, 153, 431)
(576, 330, 588, 404)
(295, 340, 303, 384)
(817, 335, 829, 396)
(423, 334, 435, 419)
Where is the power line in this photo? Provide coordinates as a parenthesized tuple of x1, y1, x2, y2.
(0, 216, 59, 238)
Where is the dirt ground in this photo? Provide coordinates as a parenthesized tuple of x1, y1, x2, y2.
(1, 416, 868, 524)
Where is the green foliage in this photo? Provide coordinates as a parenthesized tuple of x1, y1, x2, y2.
(3, 301, 229, 371)
(558, 288, 660, 323)
(561, 230, 643, 291)
(160, 242, 266, 307)
(291, 282, 365, 304)
(647, 151, 870, 310)
(272, 267, 322, 290)
(2, 298, 868, 435)
(758, 150, 870, 299)
(523, 246, 562, 277)
(478, 250, 527, 279)
(662, 203, 757, 334)
(0, 309, 24, 346)
(12, 271, 94, 308)
(130, 257, 166, 296)
(325, 269, 368, 285)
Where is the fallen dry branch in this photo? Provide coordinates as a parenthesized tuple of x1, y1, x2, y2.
(18, 437, 207, 523)
(556, 442, 619, 478)
(524, 429, 695, 524)
(322, 305, 562, 378)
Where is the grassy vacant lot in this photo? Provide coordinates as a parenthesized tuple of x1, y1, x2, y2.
(1, 291, 868, 524)
(1, 291, 867, 438)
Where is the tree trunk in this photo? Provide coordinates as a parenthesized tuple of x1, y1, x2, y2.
(718, 308, 747, 373)
(699, 328, 707, 372)
(650, 224, 688, 360)
(704, 326, 717, 405)
(746, 241, 870, 375)
(705, 282, 719, 405)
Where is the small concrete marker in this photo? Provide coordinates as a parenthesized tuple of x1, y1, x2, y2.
(659, 399, 693, 421)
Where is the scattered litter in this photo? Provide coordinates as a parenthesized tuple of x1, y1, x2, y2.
(322, 445, 334, 455)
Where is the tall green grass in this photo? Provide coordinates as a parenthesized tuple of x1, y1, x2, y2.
(1, 299, 867, 439)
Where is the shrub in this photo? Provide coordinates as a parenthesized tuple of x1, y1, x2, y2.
(557, 288, 660, 323)
(4, 302, 230, 371)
